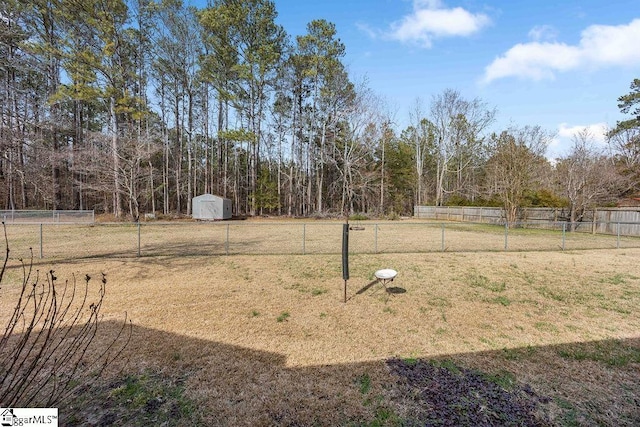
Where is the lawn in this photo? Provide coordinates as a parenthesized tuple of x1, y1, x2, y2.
(1, 222, 639, 425)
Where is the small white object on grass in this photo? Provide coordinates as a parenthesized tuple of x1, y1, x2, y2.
(374, 269, 397, 293)
(374, 269, 397, 281)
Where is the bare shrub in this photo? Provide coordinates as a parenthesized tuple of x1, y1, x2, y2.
(0, 225, 131, 407)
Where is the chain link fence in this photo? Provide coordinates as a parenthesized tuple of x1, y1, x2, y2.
(2, 220, 639, 261)
(0, 210, 95, 223)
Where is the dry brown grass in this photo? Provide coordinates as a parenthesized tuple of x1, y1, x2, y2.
(1, 222, 639, 425)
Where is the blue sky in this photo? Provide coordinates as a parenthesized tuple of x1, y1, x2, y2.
(190, 0, 640, 159)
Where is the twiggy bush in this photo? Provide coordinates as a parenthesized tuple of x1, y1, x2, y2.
(0, 225, 131, 407)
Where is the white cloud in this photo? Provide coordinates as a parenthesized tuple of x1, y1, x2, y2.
(548, 122, 609, 159)
(387, 0, 491, 47)
(557, 122, 608, 144)
(527, 25, 558, 42)
(484, 42, 582, 81)
(483, 19, 640, 83)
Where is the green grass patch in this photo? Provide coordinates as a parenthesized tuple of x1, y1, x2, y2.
(554, 398, 580, 427)
(534, 322, 559, 333)
(480, 369, 517, 390)
(357, 373, 371, 394)
(600, 274, 627, 285)
(469, 274, 506, 292)
(428, 359, 461, 375)
(536, 286, 566, 302)
(598, 301, 631, 315)
(109, 372, 201, 426)
(501, 346, 537, 361)
(479, 337, 496, 347)
(276, 311, 290, 322)
(492, 296, 511, 306)
(558, 340, 640, 366)
(402, 357, 418, 365)
(368, 406, 401, 427)
(349, 213, 369, 221)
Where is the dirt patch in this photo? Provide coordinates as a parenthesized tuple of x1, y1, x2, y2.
(386, 358, 550, 426)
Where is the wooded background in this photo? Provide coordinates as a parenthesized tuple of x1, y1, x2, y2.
(1, 0, 638, 221)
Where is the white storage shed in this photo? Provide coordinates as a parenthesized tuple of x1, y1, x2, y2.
(192, 194, 232, 220)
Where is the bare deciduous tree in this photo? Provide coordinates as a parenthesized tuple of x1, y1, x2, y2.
(608, 127, 640, 194)
(556, 129, 626, 229)
(429, 89, 496, 206)
(485, 125, 551, 225)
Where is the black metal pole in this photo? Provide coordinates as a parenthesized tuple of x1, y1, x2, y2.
(342, 222, 349, 303)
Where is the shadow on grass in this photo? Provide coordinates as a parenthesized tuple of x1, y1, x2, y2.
(355, 279, 380, 295)
(22, 320, 638, 426)
(354, 281, 407, 301)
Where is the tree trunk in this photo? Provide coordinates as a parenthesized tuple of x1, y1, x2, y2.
(186, 90, 193, 216)
(110, 97, 122, 217)
(380, 133, 385, 214)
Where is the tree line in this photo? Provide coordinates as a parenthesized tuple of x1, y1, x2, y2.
(1, 0, 638, 221)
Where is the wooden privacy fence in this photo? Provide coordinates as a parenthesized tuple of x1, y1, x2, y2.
(414, 206, 640, 236)
(413, 206, 640, 236)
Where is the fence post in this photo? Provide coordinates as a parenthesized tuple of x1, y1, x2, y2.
(504, 223, 509, 251)
(226, 224, 230, 255)
(137, 223, 141, 257)
(303, 223, 306, 255)
(40, 223, 43, 259)
(374, 223, 378, 254)
(562, 222, 566, 251)
(441, 223, 445, 252)
(617, 222, 620, 249)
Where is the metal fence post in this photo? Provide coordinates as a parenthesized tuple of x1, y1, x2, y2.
(441, 223, 445, 252)
(373, 223, 378, 253)
(617, 222, 620, 249)
(137, 223, 141, 257)
(40, 223, 43, 259)
(303, 223, 306, 255)
(504, 223, 509, 251)
(562, 222, 566, 251)
(226, 224, 230, 255)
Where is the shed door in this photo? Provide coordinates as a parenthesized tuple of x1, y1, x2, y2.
(203, 201, 220, 219)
